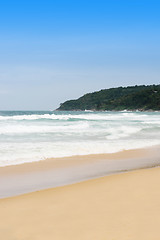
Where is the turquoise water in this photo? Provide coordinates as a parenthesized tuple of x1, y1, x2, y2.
(0, 110, 160, 166)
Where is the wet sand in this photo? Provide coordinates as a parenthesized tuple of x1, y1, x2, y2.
(0, 146, 160, 198)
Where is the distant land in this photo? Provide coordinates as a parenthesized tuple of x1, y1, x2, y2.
(57, 85, 160, 111)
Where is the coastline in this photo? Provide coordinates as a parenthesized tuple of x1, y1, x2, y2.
(0, 145, 160, 198)
(1, 166, 160, 239)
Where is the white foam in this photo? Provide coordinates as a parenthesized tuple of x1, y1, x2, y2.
(0, 139, 159, 167)
(0, 111, 160, 166)
(0, 122, 89, 134)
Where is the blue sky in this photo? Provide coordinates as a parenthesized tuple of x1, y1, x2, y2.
(0, 0, 159, 110)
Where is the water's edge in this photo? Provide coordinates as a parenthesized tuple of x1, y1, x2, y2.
(0, 146, 160, 199)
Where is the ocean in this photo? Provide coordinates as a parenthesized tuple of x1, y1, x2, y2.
(0, 110, 160, 167)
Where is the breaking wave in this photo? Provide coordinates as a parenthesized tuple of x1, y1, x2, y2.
(0, 110, 159, 166)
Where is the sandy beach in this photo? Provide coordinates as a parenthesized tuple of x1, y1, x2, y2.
(0, 166, 160, 240)
(0, 146, 160, 239)
(1, 0, 159, 238)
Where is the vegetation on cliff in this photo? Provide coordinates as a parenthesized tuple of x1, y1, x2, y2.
(58, 85, 160, 111)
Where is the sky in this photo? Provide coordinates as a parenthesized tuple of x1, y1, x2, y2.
(0, 0, 159, 110)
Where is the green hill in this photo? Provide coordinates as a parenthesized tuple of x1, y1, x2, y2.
(57, 85, 160, 111)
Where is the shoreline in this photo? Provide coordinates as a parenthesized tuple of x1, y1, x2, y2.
(1, 167, 160, 239)
(1, 144, 160, 170)
(0, 145, 160, 198)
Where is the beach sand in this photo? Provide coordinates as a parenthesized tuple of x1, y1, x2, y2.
(1, 166, 160, 240)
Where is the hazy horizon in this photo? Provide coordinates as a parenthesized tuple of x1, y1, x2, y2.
(0, 0, 160, 110)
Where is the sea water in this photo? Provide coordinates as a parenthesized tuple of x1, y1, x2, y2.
(0, 110, 160, 166)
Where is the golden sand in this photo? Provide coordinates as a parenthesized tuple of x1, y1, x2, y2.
(1, 166, 160, 240)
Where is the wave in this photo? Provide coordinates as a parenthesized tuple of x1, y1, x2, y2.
(0, 122, 90, 134)
(0, 111, 160, 166)
(0, 123, 158, 145)
(0, 112, 159, 121)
